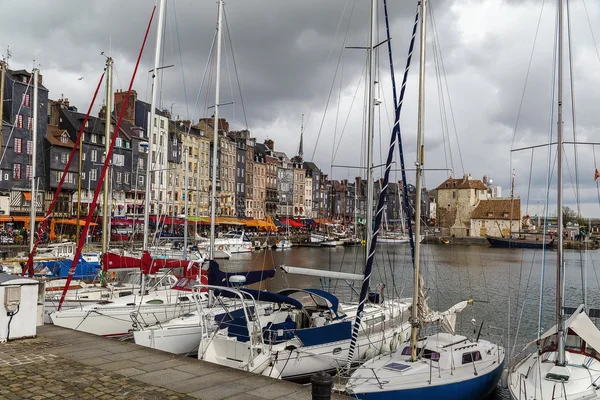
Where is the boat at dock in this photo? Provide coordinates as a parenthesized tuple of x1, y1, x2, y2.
(485, 234, 554, 249)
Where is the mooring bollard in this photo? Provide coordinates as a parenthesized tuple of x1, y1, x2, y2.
(311, 370, 333, 400)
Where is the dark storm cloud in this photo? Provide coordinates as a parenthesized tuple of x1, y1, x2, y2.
(1, 0, 600, 215)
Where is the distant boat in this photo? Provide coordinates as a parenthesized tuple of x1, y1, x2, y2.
(486, 234, 554, 249)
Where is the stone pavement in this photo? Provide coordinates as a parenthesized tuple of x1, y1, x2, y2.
(0, 325, 347, 400)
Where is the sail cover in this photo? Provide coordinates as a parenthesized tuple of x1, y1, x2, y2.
(422, 300, 470, 334)
(525, 305, 600, 353)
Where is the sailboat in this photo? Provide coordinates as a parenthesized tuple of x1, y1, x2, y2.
(507, 1, 600, 398)
(346, 1, 504, 398)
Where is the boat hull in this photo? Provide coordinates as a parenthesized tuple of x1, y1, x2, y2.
(486, 235, 553, 249)
(133, 324, 204, 354)
(50, 302, 195, 337)
(350, 359, 504, 400)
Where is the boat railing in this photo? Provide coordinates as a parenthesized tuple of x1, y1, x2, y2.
(193, 284, 265, 367)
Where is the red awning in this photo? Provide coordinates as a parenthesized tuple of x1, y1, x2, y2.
(149, 216, 186, 225)
(280, 217, 303, 228)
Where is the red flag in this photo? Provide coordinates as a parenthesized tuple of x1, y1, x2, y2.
(595, 169, 600, 182)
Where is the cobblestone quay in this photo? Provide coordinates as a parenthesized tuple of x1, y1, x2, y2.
(0, 325, 344, 400)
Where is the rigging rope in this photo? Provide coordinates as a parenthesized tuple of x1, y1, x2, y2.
(22, 72, 105, 277)
(57, 5, 157, 310)
(345, 1, 419, 371)
(310, 0, 356, 163)
(223, 9, 250, 131)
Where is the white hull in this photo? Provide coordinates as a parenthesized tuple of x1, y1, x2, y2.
(134, 324, 204, 355)
(264, 324, 408, 381)
(50, 288, 195, 337)
(275, 240, 293, 249)
(321, 240, 344, 247)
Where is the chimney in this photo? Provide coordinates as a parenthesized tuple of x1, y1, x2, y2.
(113, 89, 137, 123)
(37, 73, 43, 86)
(265, 139, 274, 150)
(48, 100, 60, 126)
(482, 175, 488, 186)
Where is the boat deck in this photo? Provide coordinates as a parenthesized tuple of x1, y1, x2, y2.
(0, 324, 346, 399)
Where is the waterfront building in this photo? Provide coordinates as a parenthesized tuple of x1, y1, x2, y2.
(435, 174, 490, 236)
(470, 198, 521, 237)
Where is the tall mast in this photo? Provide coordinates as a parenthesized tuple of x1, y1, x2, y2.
(183, 149, 189, 259)
(102, 58, 113, 257)
(364, 0, 376, 264)
(556, 0, 565, 366)
(29, 68, 39, 253)
(410, 0, 427, 362)
(209, 0, 224, 260)
(143, 0, 166, 251)
(0, 61, 6, 169)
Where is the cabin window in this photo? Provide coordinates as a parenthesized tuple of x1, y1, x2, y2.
(401, 346, 440, 361)
(462, 351, 482, 364)
(146, 299, 164, 305)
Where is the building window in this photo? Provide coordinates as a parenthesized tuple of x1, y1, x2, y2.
(16, 115, 23, 129)
(13, 164, 22, 180)
(154, 117, 157, 127)
(82, 171, 86, 180)
(90, 169, 97, 181)
(14, 138, 22, 154)
(91, 150, 97, 162)
(25, 164, 32, 180)
(60, 134, 68, 144)
(116, 172, 122, 184)
(91, 134, 97, 143)
(82, 152, 86, 161)
(113, 153, 125, 167)
(22, 94, 30, 107)
(139, 175, 144, 185)
(55, 171, 60, 182)
(124, 173, 129, 184)
(61, 153, 68, 164)
(115, 138, 122, 147)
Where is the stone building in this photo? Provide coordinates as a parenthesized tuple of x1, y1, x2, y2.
(435, 174, 490, 236)
(255, 141, 278, 217)
(251, 145, 266, 219)
(231, 130, 249, 218)
(245, 137, 256, 218)
(304, 174, 313, 218)
(274, 148, 293, 217)
(113, 90, 170, 216)
(292, 161, 304, 218)
(0, 69, 48, 218)
(470, 198, 521, 237)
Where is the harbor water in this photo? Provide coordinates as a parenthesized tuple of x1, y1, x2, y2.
(216, 243, 599, 399)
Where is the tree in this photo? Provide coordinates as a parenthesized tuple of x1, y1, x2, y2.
(562, 206, 577, 228)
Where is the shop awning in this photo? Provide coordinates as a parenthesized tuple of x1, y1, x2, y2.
(264, 216, 278, 232)
(216, 217, 245, 225)
(55, 218, 98, 227)
(188, 216, 211, 225)
(280, 217, 303, 228)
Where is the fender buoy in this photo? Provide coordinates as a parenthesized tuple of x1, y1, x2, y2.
(217, 245, 224, 251)
(109, 271, 117, 279)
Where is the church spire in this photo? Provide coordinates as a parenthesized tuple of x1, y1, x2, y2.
(298, 113, 304, 160)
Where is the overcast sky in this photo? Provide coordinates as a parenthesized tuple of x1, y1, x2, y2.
(2, 0, 600, 217)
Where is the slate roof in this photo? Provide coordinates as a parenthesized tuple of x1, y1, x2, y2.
(46, 125, 74, 148)
(471, 198, 521, 220)
(436, 176, 488, 191)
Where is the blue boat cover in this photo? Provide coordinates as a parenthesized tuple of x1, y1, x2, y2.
(278, 288, 344, 318)
(37, 257, 100, 280)
(207, 260, 275, 287)
(294, 321, 353, 346)
(214, 288, 303, 309)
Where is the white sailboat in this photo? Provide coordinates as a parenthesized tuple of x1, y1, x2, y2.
(196, 0, 414, 380)
(507, 1, 600, 398)
(51, 0, 202, 336)
(346, 1, 504, 398)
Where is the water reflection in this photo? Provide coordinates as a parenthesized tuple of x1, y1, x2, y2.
(217, 243, 599, 400)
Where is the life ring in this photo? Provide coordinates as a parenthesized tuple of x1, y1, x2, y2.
(217, 245, 224, 251)
(109, 271, 117, 279)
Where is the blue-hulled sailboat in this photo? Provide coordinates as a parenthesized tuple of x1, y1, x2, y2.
(345, 1, 504, 398)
